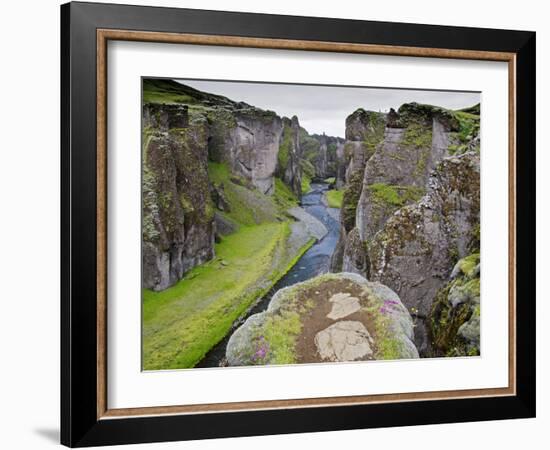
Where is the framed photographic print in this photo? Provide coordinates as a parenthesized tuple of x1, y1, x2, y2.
(60, 1, 536, 447)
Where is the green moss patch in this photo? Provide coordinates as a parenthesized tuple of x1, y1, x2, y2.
(456, 253, 480, 278)
(326, 189, 344, 208)
(208, 162, 278, 226)
(274, 177, 299, 211)
(402, 123, 433, 149)
(368, 183, 425, 207)
(428, 252, 481, 357)
(301, 175, 312, 194)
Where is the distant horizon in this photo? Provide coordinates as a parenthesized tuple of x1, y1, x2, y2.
(175, 78, 480, 137)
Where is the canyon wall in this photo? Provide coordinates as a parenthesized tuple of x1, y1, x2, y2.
(331, 102, 480, 355)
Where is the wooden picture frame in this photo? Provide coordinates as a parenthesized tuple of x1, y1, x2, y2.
(61, 1, 535, 447)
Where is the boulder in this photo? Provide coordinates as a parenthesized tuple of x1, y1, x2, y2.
(225, 272, 418, 366)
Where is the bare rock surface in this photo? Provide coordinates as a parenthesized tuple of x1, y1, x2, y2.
(288, 207, 328, 241)
(327, 293, 361, 320)
(315, 321, 374, 362)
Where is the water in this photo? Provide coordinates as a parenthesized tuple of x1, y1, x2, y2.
(196, 182, 341, 368)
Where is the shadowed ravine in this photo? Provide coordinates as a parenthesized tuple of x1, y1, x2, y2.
(196, 182, 340, 368)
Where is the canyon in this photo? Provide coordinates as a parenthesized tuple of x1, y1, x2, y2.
(141, 78, 481, 369)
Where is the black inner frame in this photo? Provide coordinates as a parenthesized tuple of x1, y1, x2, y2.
(61, 2, 536, 447)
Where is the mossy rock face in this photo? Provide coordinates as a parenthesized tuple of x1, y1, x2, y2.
(429, 253, 480, 356)
(341, 164, 365, 232)
(345, 109, 387, 141)
(449, 108, 481, 156)
(143, 78, 289, 196)
(397, 102, 460, 131)
(142, 105, 216, 291)
(333, 100, 480, 355)
(341, 227, 369, 278)
(367, 152, 480, 354)
(355, 104, 459, 244)
(226, 273, 418, 366)
(329, 110, 385, 272)
(276, 116, 303, 198)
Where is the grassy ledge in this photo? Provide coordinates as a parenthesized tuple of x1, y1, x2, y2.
(326, 189, 344, 208)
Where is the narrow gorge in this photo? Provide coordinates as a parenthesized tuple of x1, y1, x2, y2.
(141, 78, 481, 370)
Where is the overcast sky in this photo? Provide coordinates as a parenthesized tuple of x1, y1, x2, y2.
(177, 79, 480, 138)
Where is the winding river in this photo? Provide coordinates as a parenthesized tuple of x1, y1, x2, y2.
(196, 182, 341, 368)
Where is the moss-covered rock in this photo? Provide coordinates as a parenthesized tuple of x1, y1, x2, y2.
(142, 104, 215, 291)
(298, 130, 344, 180)
(368, 152, 480, 354)
(356, 103, 457, 244)
(429, 253, 480, 356)
(342, 228, 369, 278)
(329, 110, 386, 273)
(276, 116, 303, 198)
(226, 273, 418, 366)
(144, 78, 285, 195)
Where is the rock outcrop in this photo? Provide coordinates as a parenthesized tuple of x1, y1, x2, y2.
(277, 116, 303, 198)
(225, 272, 418, 366)
(207, 107, 283, 195)
(330, 109, 386, 272)
(368, 152, 480, 353)
(142, 79, 333, 290)
(429, 253, 480, 356)
(356, 104, 459, 247)
(142, 104, 215, 291)
(299, 130, 345, 181)
(330, 102, 480, 355)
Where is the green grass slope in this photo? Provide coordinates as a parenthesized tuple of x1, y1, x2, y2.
(142, 160, 310, 370)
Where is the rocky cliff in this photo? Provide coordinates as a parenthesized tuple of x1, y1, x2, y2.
(226, 272, 418, 366)
(429, 252, 480, 356)
(299, 130, 345, 182)
(331, 102, 480, 355)
(142, 103, 215, 291)
(330, 109, 386, 273)
(142, 79, 300, 290)
(368, 152, 480, 353)
(277, 116, 303, 198)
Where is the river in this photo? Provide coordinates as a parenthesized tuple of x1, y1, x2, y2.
(196, 182, 341, 368)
